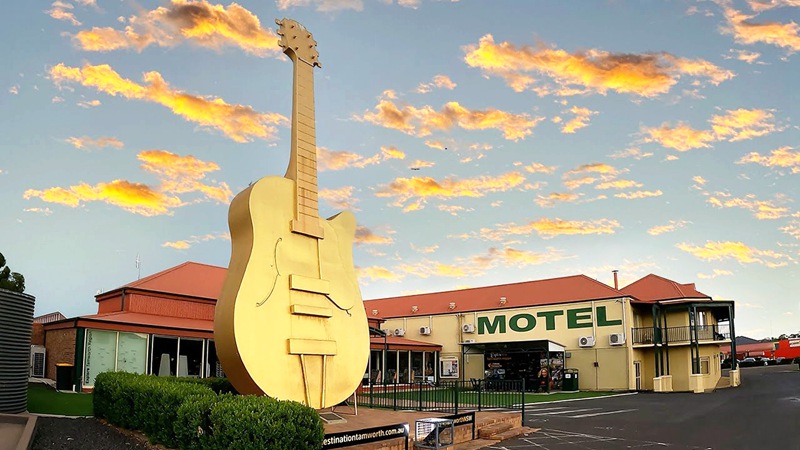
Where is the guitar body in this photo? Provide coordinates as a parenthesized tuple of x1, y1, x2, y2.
(214, 176, 369, 409)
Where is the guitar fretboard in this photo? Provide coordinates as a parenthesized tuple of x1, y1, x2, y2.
(286, 56, 324, 239)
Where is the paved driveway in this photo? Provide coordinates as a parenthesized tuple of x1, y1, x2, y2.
(491, 364, 800, 449)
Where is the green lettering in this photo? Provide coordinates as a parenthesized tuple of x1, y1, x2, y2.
(567, 307, 593, 328)
(509, 313, 536, 332)
(478, 316, 506, 335)
(536, 310, 564, 330)
(596, 305, 622, 326)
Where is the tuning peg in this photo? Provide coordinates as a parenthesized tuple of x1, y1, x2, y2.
(275, 18, 283, 25)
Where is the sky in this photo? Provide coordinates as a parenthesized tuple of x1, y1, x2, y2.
(1, 0, 799, 339)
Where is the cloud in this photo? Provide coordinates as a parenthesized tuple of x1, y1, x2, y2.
(595, 179, 643, 190)
(73, 0, 281, 57)
(562, 163, 622, 189)
(641, 108, 778, 151)
(50, 63, 287, 142)
(317, 145, 404, 171)
(424, 140, 448, 150)
(719, 3, 800, 52)
(47, 1, 81, 26)
(697, 269, 734, 279)
(356, 99, 545, 141)
(746, 0, 800, 13)
(648, 220, 690, 235)
(706, 192, 791, 219)
(277, 0, 364, 12)
(781, 220, 800, 240)
(355, 226, 394, 245)
(463, 34, 733, 97)
(677, 240, 791, 267)
(9, 85, 19, 95)
(473, 247, 567, 269)
(737, 146, 800, 173)
(727, 48, 761, 63)
(416, 74, 457, 93)
(77, 99, 101, 108)
(65, 136, 124, 150)
(614, 190, 663, 199)
(162, 231, 230, 250)
(534, 192, 582, 208)
(408, 159, 435, 169)
(560, 106, 597, 134)
(375, 172, 527, 211)
(522, 162, 558, 174)
(357, 265, 404, 282)
(608, 147, 655, 160)
(411, 243, 439, 254)
(24, 150, 231, 215)
(692, 176, 708, 189)
(23, 207, 54, 216)
(318, 186, 359, 210)
(471, 217, 621, 241)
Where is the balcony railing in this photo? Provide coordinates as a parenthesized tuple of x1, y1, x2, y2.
(631, 325, 730, 345)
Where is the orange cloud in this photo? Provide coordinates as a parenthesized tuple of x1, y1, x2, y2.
(562, 163, 621, 189)
(48, 1, 81, 26)
(317, 145, 404, 171)
(720, 4, 800, 52)
(24, 150, 231, 215)
(641, 108, 777, 151)
(375, 172, 527, 211)
(355, 226, 394, 245)
(697, 269, 734, 279)
(416, 74, 457, 93)
(706, 192, 791, 219)
(560, 106, 597, 134)
(474, 247, 567, 269)
(535, 192, 581, 208)
(647, 220, 690, 236)
(614, 190, 663, 199)
(609, 147, 654, 160)
(319, 186, 359, 211)
(74, 0, 281, 57)
(727, 49, 761, 63)
(424, 140, 448, 150)
(408, 160, 435, 169)
(162, 231, 230, 250)
(50, 63, 287, 142)
(463, 34, 733, 97)
(738, 146, 800, 173)
(356, 99, 544, 141)
(677, 240, 790, 267)
(781, 220, 800, 240)
(66, 136, 124, 150)
(357, 265, 404, 282)
(641, 122, 716, 151)
(474, 217, 620, 241)
(77, 99, 101, 108)
(522, 162, 558, 174)
(411, 244, 439, 254)
(595, 179, 643, 190)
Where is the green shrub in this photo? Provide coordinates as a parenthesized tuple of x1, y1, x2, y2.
(208, 395, 324, 450)
(175, 393, 230, 450)
(170, 376, 238, 394)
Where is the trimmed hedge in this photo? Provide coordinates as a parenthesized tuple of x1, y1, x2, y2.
(93, 372, 323, 450)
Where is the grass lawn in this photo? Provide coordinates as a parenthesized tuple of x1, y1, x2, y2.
(27, 383, 94, 416)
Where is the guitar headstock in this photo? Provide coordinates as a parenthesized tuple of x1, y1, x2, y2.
(276, 18, 321, 68)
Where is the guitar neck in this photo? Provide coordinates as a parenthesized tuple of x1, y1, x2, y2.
(285, 57, 324, 239)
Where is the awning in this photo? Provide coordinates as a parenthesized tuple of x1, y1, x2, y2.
(461, 339, 567, 354)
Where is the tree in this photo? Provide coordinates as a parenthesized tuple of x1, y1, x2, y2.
(0, 252, 25, 293)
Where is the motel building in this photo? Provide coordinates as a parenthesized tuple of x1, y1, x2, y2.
(38, 261, 737, 394)
(364, 273, 739, 393)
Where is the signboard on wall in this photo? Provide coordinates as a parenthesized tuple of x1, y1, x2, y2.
(440, 357, 459, 378)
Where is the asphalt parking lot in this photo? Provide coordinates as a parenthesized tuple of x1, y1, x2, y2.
(490, 364, 800, 449)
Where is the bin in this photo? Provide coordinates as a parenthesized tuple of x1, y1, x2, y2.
(55, 363, 74, 391)
(415, 417, 454, 449)
(562, 368, 579, 391)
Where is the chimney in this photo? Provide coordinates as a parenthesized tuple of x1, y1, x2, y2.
(612, 270, 619, 290)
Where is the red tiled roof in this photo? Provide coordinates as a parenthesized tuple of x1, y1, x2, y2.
(620, 274, 710, 303)
(80, 311, 213, 332)
(114, 262, 226, 300)
(364, 274, 623, 318)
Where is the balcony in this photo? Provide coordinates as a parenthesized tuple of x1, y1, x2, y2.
(631, 325, 730, 345)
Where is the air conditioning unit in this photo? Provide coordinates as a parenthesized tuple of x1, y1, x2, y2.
(609, 333, 625, 346)
(394, 328, 406, 337)
(462, 323, 475, 333)
(578, 336, 595, 348)
(30, 345, 46, 378)
(419, 326, 431, 335)
(463, 339, 476, 344)
(380, 328, 393, 336)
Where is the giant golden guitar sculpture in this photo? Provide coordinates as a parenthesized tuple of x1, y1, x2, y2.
(214, 18, 370, 409)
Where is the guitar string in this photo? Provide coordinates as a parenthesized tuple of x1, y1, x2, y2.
(255, 237, 282, 307)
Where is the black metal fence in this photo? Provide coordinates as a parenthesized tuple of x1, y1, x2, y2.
(356, 379, 526, 418)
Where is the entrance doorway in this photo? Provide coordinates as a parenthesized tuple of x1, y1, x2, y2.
(634, 361, 642, 390)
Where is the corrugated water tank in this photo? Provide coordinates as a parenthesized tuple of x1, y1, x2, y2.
(0, 288, 35, 413)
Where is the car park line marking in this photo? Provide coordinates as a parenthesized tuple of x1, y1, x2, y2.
(523, 406, 570, 412)
(569, 408, 638, 418)
(528, 408, 599, 415)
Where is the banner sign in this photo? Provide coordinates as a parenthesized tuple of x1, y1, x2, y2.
(322, 422, 409, 450)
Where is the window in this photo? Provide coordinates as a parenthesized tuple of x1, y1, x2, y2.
(700, 357, 710, 375)
(84, 330, 148, 387)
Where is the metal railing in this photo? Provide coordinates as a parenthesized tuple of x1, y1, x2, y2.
(356, 379, 526, 417)
(631, 325, 730, 345)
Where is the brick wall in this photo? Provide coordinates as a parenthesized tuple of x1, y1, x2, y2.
(31, 323, 45, 346)
(45, 328, 77, 380)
